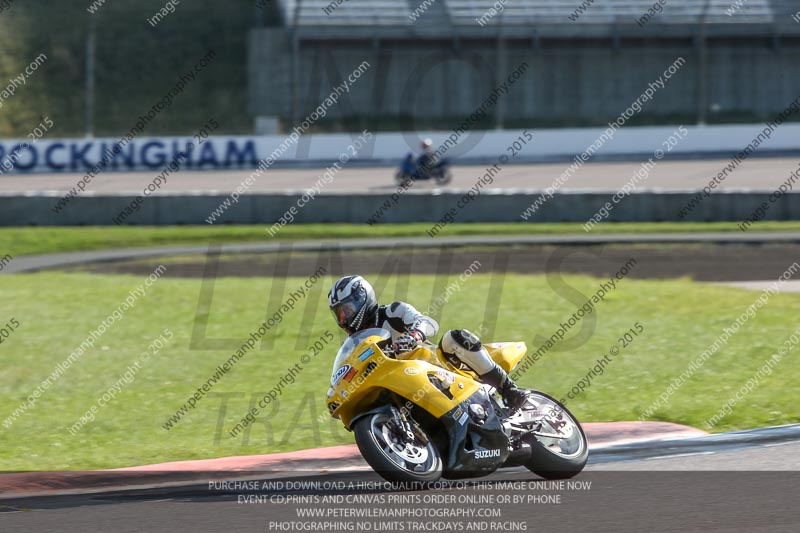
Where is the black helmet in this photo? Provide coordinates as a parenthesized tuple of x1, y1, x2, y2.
(328, 275, 378, 334)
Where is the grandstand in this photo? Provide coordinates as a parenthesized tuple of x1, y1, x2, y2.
(250, 0, 800, 129)
(274, 0, 799, 33)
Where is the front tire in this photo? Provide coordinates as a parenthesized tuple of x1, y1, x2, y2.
(354, 409, 442, 484)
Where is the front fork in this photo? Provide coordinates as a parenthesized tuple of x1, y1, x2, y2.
(391, 406, 415, 441)
(390, 398, 432, 446)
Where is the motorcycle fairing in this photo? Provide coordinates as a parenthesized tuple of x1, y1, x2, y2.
(484, 342, 527, 374)
(439, 387, 510, 478)
(330, 342, 482, 429)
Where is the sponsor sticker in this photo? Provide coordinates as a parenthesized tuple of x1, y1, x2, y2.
(362, 361, 378, 378)
(358, 348, 374, 361)
(404, 367, 420, 376)
(343, 367, 359, 382)
(332, 364, 351, 385)
(435, 370, 452, 382)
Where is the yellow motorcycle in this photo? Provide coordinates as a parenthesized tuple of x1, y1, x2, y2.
(327, 328, 588, 483)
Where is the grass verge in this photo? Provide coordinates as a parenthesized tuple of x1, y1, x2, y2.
(0, 270, 798, 470)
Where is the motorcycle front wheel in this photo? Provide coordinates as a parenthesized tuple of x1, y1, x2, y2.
(354, 409, 442, 484)
(395, 171, 410, 185)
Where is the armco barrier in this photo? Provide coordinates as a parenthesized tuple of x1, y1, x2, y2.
(2, 190, 800, 226)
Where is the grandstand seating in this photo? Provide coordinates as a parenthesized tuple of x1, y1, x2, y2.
(251, 0, 800, 125)
(276, 0, 800, 30)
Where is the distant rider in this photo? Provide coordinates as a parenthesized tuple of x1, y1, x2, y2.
(416, 138, 435, 177)
(327, 275, 528, 409)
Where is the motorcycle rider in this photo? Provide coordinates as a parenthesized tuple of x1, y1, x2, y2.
(328, 275, 528, 409)
(416, 138, 435, 177)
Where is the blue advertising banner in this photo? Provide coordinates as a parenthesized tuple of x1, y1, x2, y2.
(0, 137, 260, 174)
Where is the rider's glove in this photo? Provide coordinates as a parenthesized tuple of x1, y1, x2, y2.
(394, 330, 424, 353)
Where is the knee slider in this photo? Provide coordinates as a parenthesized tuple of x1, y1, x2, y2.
(439, 329, 482, 359)
(451, 329, 482, 351)
(439, 329, 494, 375)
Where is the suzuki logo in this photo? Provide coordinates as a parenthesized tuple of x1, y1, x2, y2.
(474, 449, 501, 459)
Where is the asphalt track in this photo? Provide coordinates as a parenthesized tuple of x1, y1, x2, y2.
(3, 157, 799, 194)
(2, 429, 799, 533)
(5, 232, 800, 276)
(2, 224, 798, 532)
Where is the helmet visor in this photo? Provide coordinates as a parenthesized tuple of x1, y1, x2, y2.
(330, 290, 367, 329)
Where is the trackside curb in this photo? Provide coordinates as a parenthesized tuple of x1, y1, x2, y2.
(0, 421, 705, 500)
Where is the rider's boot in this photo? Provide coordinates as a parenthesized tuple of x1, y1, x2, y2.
(480, 365, 529, 411)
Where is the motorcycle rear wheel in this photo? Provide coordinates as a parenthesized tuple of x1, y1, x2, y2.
(434, 169, 453, 185)
(354, 409, 442, 484)
(521, 391, 588, 479)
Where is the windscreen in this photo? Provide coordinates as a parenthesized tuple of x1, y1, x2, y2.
(329, 328, 390, 387)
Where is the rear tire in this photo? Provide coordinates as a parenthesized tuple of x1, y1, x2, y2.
(354, 409, 442, 484)
(435, 168, 452, 185)
(522, 392, 588, 479)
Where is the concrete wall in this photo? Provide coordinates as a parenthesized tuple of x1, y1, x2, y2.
(3, 123, 799, 174)
(3, 191, 799, 226)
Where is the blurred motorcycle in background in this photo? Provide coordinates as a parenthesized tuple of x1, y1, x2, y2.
(396, 153, 452, 186)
